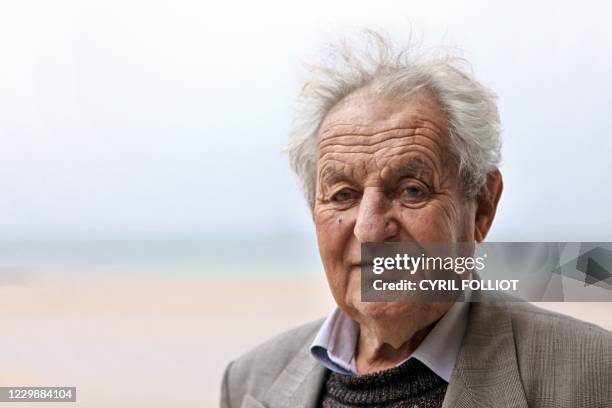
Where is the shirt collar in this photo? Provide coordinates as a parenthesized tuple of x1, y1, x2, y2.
(310, 290, 471, 382)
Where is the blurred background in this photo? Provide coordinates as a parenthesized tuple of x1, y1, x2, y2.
(1, 0, 611, 406)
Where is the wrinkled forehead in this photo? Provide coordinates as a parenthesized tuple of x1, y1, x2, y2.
(316, 89, 454, 181)
(319, 87, 448, 136)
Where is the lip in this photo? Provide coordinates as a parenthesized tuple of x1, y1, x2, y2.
(350, 262, 373, 269)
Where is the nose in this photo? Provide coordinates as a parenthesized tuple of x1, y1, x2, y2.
(354, 188, 398, 243)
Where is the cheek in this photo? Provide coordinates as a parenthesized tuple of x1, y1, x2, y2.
(314, 210, 352, 264)
(396, 198, 466, 241)
(313, 209, 357, 291)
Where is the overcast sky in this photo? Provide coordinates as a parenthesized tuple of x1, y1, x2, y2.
(1, 0, 611, 241)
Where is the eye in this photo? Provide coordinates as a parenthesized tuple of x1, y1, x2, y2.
(331, 189, 358, 203)
(400, 182, 429, 203)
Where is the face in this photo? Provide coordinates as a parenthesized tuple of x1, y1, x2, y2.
(313, 88, 484, 327)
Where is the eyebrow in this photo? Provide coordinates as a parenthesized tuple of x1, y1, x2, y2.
(318, 157, 434, 187)
(391, 158, 434, 181)
(319, 168, 354, 186)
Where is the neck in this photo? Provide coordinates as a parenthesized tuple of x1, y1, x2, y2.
(354, 318, 435, 374)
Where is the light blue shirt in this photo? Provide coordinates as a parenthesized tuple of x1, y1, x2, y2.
(310, 291, 471, 381)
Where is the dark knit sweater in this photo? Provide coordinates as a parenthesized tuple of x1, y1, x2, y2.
(320, 358, 447, 408)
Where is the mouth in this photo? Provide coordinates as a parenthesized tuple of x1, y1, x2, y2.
(350, 261, 373, 269)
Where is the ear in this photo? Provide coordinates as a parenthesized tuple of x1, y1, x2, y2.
(474, 169, 503, 242)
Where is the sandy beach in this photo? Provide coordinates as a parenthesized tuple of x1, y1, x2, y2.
(1, 275, 610, 407)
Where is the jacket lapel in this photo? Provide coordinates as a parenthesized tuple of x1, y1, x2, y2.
(443, 293, 529, 408)
(261, 339, 328, 408)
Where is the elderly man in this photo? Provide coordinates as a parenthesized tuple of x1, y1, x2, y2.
(220, 33, 611, 408)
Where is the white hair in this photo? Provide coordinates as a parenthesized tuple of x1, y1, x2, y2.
(287, 30, 502, 208)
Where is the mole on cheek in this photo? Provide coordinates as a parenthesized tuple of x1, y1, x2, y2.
(337, 218, 342, 225)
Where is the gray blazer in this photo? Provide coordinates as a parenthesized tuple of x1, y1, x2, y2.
(220, 295, 612, 408)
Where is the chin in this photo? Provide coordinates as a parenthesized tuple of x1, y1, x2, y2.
(355, 300, 428, 320)
(346, 289, 451, 326)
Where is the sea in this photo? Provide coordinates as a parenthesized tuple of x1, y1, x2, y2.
(0, 235, 324, 281)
